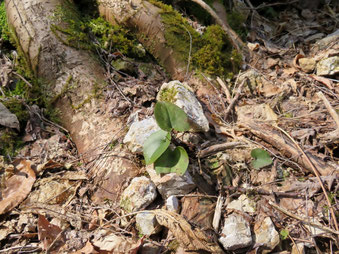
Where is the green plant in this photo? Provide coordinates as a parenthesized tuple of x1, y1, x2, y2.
(251, 148, 273, 169)
(143, 102, 191, 175)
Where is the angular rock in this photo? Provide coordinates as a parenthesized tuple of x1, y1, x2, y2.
(0, 102, 20, 131)
(120, 176, 157, 212)
(123, 117, 160, 153)
(146, 165, 196, 199)
(136, 212, 162, 236)
(298, 58, 316, 73)
(166, 195, 180, 213)
(227, 194, 256, 213)
(219, 214, 252, 250)
(157, 81, 209, 132)
(316, 56, 339, 76)
(254, 217, 280, 253)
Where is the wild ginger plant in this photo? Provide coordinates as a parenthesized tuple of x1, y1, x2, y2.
(143, 101, 190, 175)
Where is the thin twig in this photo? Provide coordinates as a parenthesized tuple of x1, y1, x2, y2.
(317, 91, 339, 129)
(0, 246, 41, 253)
(274, 125, 339, 232)
(198, 141, 245, 158)
(216, 77, 231, 103)
(12, 71, 32, 87)
(224, 79, 246, 119)
(268, 200, 339, 235)
(45, 229, 66, 254)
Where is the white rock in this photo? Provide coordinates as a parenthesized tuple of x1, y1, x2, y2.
(136, 212, 162, 236)
(146, 165, 196, 199)
(120, 176, 157, 212)
(166, 195, 180, 213)
(157, 80, 209, 132)
(123, 117, 160, 153)
(254, 217, 280, 252)
(227, 194, 256, 213)
(219, 214, 252, 250)
(141, 243, 161, 254)
(316, 56, 339, 76)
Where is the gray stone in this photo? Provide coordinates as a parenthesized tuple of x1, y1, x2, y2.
(316, 56, 339, 76)
(157, 80, 209, 132)
(120, 176, 157, 212)
(254, 217, 280, 253)
(136, 212, 162, 236)
(166, 195, 180, 213)
(123, 117, 160, 153)
(146, 165, 196, 199)
(219, 214, 252, 250)
(0, 102, 20, 130)
(227, 194, 256, 213)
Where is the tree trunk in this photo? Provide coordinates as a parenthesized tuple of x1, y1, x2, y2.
(97, 0, 188, 80)
(5, 0, 139, 203)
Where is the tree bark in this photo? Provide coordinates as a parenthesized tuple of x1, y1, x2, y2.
(5, 0, 139, 203)
(97, 0, 188, 80)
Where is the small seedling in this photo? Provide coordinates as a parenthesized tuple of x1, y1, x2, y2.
(143, 101, 190, 175)
(251, 148, 273, 169)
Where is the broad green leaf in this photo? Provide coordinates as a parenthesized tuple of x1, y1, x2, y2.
(154, 146, 189, 175)
(143, 130, 171, 165)
(154, 102, 191, 132)
(251, 148, 273, 169)
(280, 229, 289, 240)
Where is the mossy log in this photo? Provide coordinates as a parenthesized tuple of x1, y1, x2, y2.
(97, 0, 189, 80)
(5, 0, 139, 202)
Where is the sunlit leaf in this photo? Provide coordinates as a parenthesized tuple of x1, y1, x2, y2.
(251, 148, 273, 169)
(154, 146, 189, 175)
(154, 102, 190, 132)
(143, 130, 171, 165)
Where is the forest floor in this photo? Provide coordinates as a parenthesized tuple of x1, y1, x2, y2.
(0, 1, 338, 253)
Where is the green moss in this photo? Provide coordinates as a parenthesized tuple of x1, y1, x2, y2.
(148, 0, 242, 77)
(158, 87, 177, 103)
(2, 98, 29, 124)
(0, 1, 10, 42)
(0, 128, 25, 158)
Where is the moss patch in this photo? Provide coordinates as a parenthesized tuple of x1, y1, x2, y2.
(0, 1, 10, 42)
(148, 0, 242, 77)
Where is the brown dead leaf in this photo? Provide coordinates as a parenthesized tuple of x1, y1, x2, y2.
(152, 209, 223, 253)
(310, 74, 334, 90)
(92, 232, 138, 253)
(0, 160, 36, 214)
(38, 214, 65, 252)
(72, 240, 99, 254)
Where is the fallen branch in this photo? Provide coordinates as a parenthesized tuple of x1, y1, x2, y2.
(198, 141, 245, 158)
(240, 121, 338, 176)
(224, 186, 305, 198)
(268, 200, 339, 236)
(317, 91, 339, 128)
(190, 0, 249, 59)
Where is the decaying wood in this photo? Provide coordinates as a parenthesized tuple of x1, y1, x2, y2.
(5, 0, 139, 202)
(240, 121, 339, 176)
